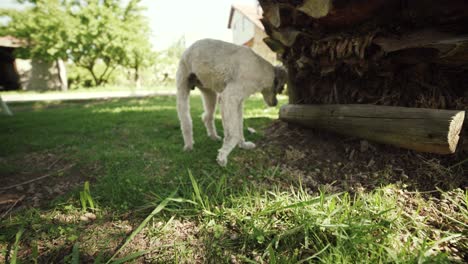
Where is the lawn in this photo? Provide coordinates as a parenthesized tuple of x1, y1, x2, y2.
(0, 94, 466, 263)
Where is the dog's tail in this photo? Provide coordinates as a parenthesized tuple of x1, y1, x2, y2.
(176, 60, 194, 150)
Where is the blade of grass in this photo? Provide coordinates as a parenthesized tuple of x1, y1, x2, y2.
(188, 170, 205, 209)
(424, 234, 462, 257)
(85, 181, 95, 210)
(32, 241, 38, 264)
(448, 157, 468, 168)
(11, 228, 24, 264)
(261, 192, 342, 215)
(267, 244, 277, 264)
(80, 191, 87, 211)
(297, 244, 330, 263)
(110, 250, 151, 264)
(215, 174, 227, 198)
(71, 242, 80, 264)
(106, 189, 177, 264)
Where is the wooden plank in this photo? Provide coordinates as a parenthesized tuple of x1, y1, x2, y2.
(279, 104, 465, 154)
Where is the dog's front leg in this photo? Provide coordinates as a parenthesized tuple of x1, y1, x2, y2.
(237, 100, 256, 150)
(217, 86, 242, 166)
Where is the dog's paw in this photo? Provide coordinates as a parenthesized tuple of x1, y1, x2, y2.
(183, 144, 193, 151)
(239, 141, 256, 150)
(209, 134, 222, 141)
(216, 154, 228, 167)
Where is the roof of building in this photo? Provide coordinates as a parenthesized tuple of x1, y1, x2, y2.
(0, 36, 24, 48)
(228, 4, 264, 31)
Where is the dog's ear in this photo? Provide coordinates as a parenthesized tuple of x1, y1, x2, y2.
(274, 66, 287, 94)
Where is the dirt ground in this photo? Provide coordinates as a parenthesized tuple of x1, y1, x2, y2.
(261, 121, 467, 194)
(0, 150, 96, 217)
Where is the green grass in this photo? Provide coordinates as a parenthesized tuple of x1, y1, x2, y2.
(0, 94, 466, 263)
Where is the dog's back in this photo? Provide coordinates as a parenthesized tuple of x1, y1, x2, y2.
(180, 39, 273, 93)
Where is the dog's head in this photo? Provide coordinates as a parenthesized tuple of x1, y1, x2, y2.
(262, 66, 288, 107)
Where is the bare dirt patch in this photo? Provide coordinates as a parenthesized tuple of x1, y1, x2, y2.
(0, 149, 96, 218)
(261, 121, 467, 194)
(143, 219, 204, 263)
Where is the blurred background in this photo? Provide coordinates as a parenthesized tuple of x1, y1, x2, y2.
(0, 0, 272, 93)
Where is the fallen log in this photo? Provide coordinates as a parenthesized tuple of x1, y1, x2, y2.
(279, 104, 465, 154)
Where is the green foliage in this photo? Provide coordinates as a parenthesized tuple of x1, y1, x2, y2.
(0, 0, 77, 61)
(79, 181, 95, 212)
(10, 228, 24, 264)
(154, 37, 186, 83)
(0, 0, 155, 86)
(120, 1, 156, 85)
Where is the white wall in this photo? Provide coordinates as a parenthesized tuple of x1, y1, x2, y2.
(231, 10, 255, 45)
(16, 59, 64, 91)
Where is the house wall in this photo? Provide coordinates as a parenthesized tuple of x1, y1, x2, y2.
(16, 58, 64, 91)
(251, 26, 277, 64)
(230, 10, 278, 65)
(231, 10, 255, 45)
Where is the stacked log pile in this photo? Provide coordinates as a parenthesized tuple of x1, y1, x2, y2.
(258, 0, 468, 153)
(258, 0, 468, 110)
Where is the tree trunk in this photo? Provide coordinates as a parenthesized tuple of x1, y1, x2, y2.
(85, 62, 113, 87)
(279, 104, 465, 154)
(134, 65, 141, 89)
(56, 59, 68, 91)
(85, 65, 99, 87)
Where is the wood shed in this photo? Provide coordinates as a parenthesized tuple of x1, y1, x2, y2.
(0, 36, 22, 90)
(258, 0, 468, 154)
(0, 35, 68, 91)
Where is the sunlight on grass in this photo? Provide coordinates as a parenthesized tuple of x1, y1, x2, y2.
(92, 105, 176, 113)
(0, 95, 465, 263)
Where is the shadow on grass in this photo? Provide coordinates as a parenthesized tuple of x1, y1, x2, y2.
(1, 96, 466, 263)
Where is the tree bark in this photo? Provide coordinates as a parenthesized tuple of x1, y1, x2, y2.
(84, 63, 99, 87)
(279, 104, 465, 154)
(134, 64, 141, 89)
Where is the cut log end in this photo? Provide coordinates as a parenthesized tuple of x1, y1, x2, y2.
(448, 111, 465, 153)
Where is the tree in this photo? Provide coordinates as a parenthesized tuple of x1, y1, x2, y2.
(0, 0, 76, 61)
(0, 0, 154, 87)
(68, 0, 154, 86)
(154, 37, 185, 83)
(121, 0, 155, 88)
(0, 0, 76, 90)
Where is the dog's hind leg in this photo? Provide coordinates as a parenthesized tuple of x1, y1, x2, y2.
(200, 89, 221, 141)
(217, 84, 243, 166)
(176, 63, 194, 151)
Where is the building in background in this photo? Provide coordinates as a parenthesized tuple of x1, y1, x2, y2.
(0, 35, 22, 90)
(228, 4, 276, 63)
(0, 35, 67, 91)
